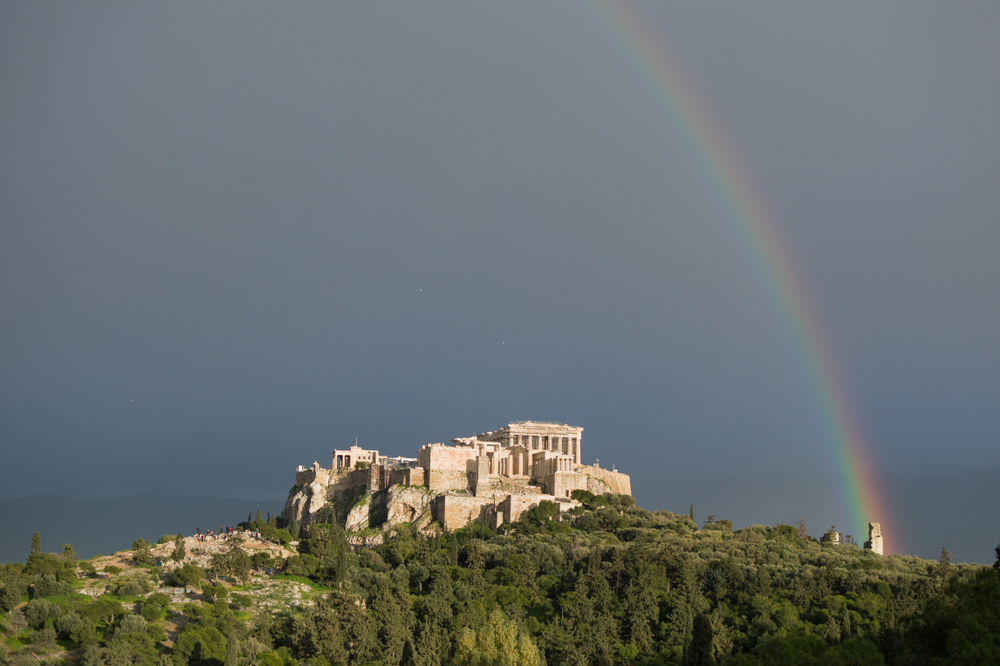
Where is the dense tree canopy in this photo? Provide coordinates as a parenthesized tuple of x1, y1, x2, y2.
(1, 497, 997, 666)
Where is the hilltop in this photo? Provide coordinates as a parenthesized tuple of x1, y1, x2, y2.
(2, 492, 998, 666)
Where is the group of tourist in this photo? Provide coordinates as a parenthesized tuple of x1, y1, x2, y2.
(191, 525, 266, 542)
(193, 526, 238, 542)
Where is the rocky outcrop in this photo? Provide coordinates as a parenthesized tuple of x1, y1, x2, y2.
(345, 485, 435, 532)
(386, 485, 436, 529)
(282, 480, 329, 527)
(576, 464, 632, 496)
(284, 481, 437, 541)
(344, 494, 371, 532)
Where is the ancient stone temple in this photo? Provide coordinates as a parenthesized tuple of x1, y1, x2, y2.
(477, 421, 584, 465)
(864, 522, 883, 555)
(331, 445, 379, 470)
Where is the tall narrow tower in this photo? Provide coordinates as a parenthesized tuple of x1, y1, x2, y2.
(864, 522, 883, 555)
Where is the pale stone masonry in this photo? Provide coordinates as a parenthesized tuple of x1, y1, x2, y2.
(478, 421, 584, 465)
(284, 420, 632, 532)
(864, 522, 884, 555)
(332, 445, 379, 470)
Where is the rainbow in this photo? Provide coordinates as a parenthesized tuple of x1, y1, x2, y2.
(598, 0, 893, 552)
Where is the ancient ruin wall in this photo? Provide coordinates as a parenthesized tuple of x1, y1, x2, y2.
(427, 469, 471, 493)
(295, 465, 331, 487)
(433, 494, 492, 531)
(418, 444, 479, 472)
(326, 467, 374, 496)
(537, 471, 588, 499)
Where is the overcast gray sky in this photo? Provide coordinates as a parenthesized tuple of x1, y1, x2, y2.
(2, 2, 998, 558)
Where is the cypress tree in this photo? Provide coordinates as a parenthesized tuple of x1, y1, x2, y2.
(686, 613, 715, 666)
(171, 534, 186, 563)
(30, 531, 41, 556)
(224, 634, 240, 666)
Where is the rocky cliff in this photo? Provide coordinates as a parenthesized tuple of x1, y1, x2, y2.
(282, 481, 437, 541)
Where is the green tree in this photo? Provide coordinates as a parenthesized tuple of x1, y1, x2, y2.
(171, 534, 186, 563)
(370, 584, 413, 665)
(225, 634, 241, 666)
(211, 533, 252, 583)
(937, 547, 954, 579)
(687, 613, 715, 666)
(132, 538, 154, 566)
(170, 562, 205, 587)
(173, 625, 227, 666)
(30, 531, 41, 556)
(625, 566, 657, 657)
(668, 563, 706, 652)
(452, 608, 541, 666)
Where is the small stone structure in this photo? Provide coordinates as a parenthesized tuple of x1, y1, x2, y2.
(820, 527, 841, 546)
(864, 522, 883, 555)
(282, 421, 632, 533)
(332, 445, 379, 470)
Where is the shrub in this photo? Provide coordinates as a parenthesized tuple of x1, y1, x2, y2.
(202, 584, 228, 602)
(170, 563, 205, 587)
(230, 593, 251, 609)
(29, 624, 58, 649)
(251, 552, 274, 570)
(55, 611, 85, 638)
(114, 578, 151, 597)
(30, 574, 73, 599)
(24, 598, 59, 629)
(114, 614, 148, 638)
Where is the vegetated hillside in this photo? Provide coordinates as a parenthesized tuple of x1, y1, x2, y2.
(1, 493, 998, 666)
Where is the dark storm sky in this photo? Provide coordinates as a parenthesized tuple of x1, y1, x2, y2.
(2, 2, 998, 556)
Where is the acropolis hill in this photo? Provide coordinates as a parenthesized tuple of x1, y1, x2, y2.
(281, 421, 632, 538)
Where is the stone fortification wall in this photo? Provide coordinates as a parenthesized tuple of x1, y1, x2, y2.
(433, 494, 491, 531)
(295, 465, 331, 487)
(389, 467, 424, 487)
(575, 464, 632, 496)
(427, 469, 470, 493)
(326, 467, 374, 496)
(491, 477, 544, 497)
(496, 495, 579, 528)
(497, 495, 541, 527)
(538, 471, 588, 499)
(418, 444, 479, 472)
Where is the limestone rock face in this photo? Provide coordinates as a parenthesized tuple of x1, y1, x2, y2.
(344, 497, 370, 532)
(282, 480, 328, 527)
(342, 485, 434, 534)
(383, 485, 434, 531)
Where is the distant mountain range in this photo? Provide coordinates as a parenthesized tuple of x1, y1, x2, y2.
(0, 493, 285, 564)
